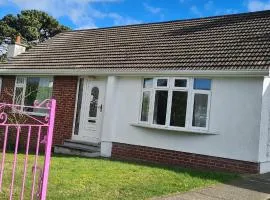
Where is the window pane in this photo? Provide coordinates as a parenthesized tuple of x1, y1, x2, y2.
(170, 91, 187, 127)
(192, 93, 208, 128)
(174, 79, 187, 87)
(16, 77, 25, 84)
(194, 79, 211, 90)
(140, 91, 150, 122)
(24, 77, 39, 109)
(89, 87, 99, 118)
(74, 78, 84, 135)
(153, 90, 168, 125)
(24, 77, 53, 113)
(15, 87, 23, 105)
(157, 79, 168, 87)
(143, 78, 153, 88)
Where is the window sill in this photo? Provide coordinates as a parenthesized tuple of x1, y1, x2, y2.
(11, 110, 47, 117)
(24, 112, 47, 117)
(130, 122, 218, 135)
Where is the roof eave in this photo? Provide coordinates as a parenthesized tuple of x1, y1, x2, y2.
(0, 68, 268, 77)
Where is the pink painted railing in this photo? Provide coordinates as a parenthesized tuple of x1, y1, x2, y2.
(0, 99, 56, 200)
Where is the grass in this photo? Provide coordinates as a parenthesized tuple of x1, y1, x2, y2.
(0, 153, 238, 200)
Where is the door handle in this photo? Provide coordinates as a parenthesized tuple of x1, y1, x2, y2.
(98, 104, 102, 112)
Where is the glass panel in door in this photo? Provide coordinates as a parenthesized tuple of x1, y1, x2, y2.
(88, 87, 99, 123)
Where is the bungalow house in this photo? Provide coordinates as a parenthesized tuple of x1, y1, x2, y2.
(0, 10, 270, 174)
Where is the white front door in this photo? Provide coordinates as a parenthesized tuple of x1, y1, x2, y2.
(75, 78, 105, 143)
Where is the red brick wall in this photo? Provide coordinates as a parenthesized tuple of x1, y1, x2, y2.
(0, 76, 15, 103)
(52, 76, 78, 145)
(111, 142, 260, 174)
(0, 76, 78, 151)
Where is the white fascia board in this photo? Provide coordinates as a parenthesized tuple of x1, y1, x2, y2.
(0, 68, 268, 77)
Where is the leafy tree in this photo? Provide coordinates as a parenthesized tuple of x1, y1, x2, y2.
(1, 10, 70, 43)
(0, 21, 17, 42)
(0, 10, 71, 61)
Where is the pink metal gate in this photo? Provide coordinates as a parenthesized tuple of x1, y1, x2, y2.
(0, 99, 56, 200)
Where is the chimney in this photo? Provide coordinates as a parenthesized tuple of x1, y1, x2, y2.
(15, 35, 21, 44)
(7, 35, 26, 58)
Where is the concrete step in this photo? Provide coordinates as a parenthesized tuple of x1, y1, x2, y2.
(54, 145, 100, 158)
(63, 140, 100, 152)
(64, 139, 100, 147)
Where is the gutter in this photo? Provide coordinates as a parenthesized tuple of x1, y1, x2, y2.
(0, 68, 268, 77)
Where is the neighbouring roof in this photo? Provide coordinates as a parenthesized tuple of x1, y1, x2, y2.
(1, 10, 270, 72)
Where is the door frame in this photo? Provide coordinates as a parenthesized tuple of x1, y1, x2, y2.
(72, 76, 106, 142)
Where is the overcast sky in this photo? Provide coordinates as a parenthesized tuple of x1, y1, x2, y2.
(0, 0, 270, 30)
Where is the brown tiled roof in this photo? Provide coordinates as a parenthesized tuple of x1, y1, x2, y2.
(1, 10, 270, 71)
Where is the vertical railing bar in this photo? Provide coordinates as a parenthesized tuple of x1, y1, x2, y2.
(31, 126, 41, 200)
(0, 126, 9, 191)
(40, 99, 56, 200)
(20, 126, 31, 200)
(9, 126, 21, 200)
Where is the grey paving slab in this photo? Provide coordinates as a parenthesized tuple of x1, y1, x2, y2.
(153, 173, 270, 200)
(198, 184, 270, 200)
(161, 191, 222, 200)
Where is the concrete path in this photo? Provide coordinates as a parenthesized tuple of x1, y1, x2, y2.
(154, 173, 270, 200)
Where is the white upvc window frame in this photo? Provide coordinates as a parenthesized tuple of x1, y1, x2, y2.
(13, 77, 27, 106)
(13, 76, 53, 116)
(190, 89, 211, 131)
(0, 77, 3, 94)
(167, 77, 190, 131)
(139, 78, 154, 124)
(138, 77, 211, 132)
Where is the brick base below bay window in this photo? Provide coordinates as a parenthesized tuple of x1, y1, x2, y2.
(111, 142, 259, 174)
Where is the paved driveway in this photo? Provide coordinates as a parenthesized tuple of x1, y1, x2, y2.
(153, 173, 270, 200)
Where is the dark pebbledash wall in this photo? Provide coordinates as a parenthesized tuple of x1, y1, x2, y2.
(111, 142, 260, 174)
(0, 76, 77, 150)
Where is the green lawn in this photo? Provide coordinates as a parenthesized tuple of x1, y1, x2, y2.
(0, 153, 237, 200)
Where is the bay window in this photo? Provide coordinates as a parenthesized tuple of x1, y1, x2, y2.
(14, 77, 53, 114)
(139, 77, 211, 131)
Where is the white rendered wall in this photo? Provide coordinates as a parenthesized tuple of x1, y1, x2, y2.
(101, 76, 263, 162)
(100, 76, 118, 157)
(258, 77, 270, 173)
